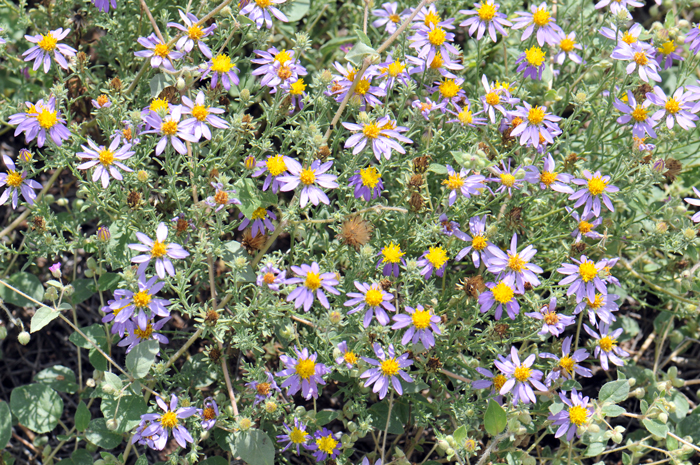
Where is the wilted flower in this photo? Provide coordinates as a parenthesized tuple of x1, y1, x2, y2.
(91, 95, 111, 109)
(413, 97, 447, 119)
(566, 208, 603, 241)
(276, 346, 330, 400)
(524, 297, 575, 337)
(204, 182, 240, 212)
(256, 263, 286, 291)
(23, 28, 76, 73)
(345, 281, 395, 327)
(392, 304, 441, 349)
(361, 343, 414, 399)
(197, 397, 219, 430)
(252, 47, 305, 91)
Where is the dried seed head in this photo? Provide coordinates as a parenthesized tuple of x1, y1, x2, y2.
(317, 145, 331, 161)
(663, 158, 682, 183)
(205, 309, 219, 325)
(412, 155, 431, 174)
(379, 278, 392, 291)
(208, 346, 222, 363)
(409, 191, 424, 212)
(110, 76, 122, 91)
(126, 191, 141, 209)
(426, 356, 443, 372)
(571, 242, 587, 254)
(242, 228, 267, 254)
(408, 174, 424, 189)
(32, 215, 46, 231)
(210, 168, 219, 179)
(456, 275, 486, 299)
(338, 216, 373, 250)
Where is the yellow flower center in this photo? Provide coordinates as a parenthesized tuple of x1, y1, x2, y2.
(360, 166, 381, 188)
(500, 173, 515, 187)
(578, 221, 593, 234)
(97, 148, 115, 167)
(38, 33, 58, 52)
(295, 358, 316, 379)
(191, 104, 209, 122)
(423, 11, 440, 27)
(485, 92, 500, 106)
(622, 31, 637, 45)
(598, 335, 617, 352)
(493, 374, 507, 392)
(491, 282, 514, 304)
(443, 173, 464, 190)
(629, 104, 647, 122)
(507, 253, 525, 273)
(540, 171, 557, 186)
(439, 79, 460, 98)
(96, 95, 110, 107)
(203, 407, 216, 420)
(560, 37, 575, 52)
(658, 40, 675, 56)
(211, 54, 234, 73)
(159, 411, 178, 429)
(151, 240, 168, 258)
(578, 260, 597, 282)
(543, 311, 559, 325)
(354, 79, 371, 95)
(428, 27, 446, 46)
(380, 358, 400, 376)
(6, 171, 23, 188)
(345, 69, 357, 82)
(290, 78, 306, 95)
(289, 427, 308, 444)
(256, 382, 271, 395)
(266, 154, 287, 176)
(511, 117, 523, 128)
(150, 97, 169, 112)
(299, 167, 316, 185)
(525, 46, 546, 67)
(425, 246, 449, 269)
(528, 106, 546, 125)
(586, 294, 603, 309)
(37, 109, 58, 129)
(665, 98, 680, 114)
(275, 49, 292, 64)
(365, 287, 385, 307)
(411, 308, 432, 329)
(532, 8, 550, 27)
(472, 235, 487, 251)
(429, 52, 444, 69)
(587, 175, 607, 196)
(559, 355, 575, 374)
(252, 207, 267, 220)
(458, 109, 473, 124)
(420, 102, 432, 113)
(161, 120, 178, 136)
(633, 51, 648, 66)
(514, 365, 532, 382)
(382, 242, 405, 264)
(316, 435, 338, 454)
(478, 3, 496, 21)
(362, 123, 381, 139)
(133, 323, 154, 340)
(132, 290, 152, 308)
(387, 60, 405, 77)
(277, 64, 292, 80)
(153, 43, 170, 58)
(263, 272, 276, 284)
(214, 190, 229, 205)
(343, 352, 358, 365)
(389, 14, 401, 23)
(188, 24, 204, 40)
(569, 405, 589, 426)
(255, 0, 272, 7)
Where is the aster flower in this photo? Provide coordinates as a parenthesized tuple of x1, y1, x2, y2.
(204, 182, 241, 212)
(485, 233, 542, 292)
(361, 343, 414, 399)
(246, 372, 281, 405)
(478, 276, 521, 320)
(349, 166, 384, 201)
(569, 170, 619, 217)
(599, 22, 642, 45)
(253, 154, 289, 192)
(554, 31, 583, 64)
(23, 28, 76, 73)
(344, 281, 395, 327)
(459, 1, 512, 42)
(442, 165, 485, 206)
(472, 365, 506, 403)
(488, 160, 524, 196)
(594, 0, 642, 15)
(611, 42, 661, 83)
(406, 52, 463, 78)
(584, 323, 628, 370)
(574, 293, 619, 327)
(548, 390, 594, 441)
(284, 78, 307, 113)
(0, 158, 42, 209)
(201, 54, 240, 90)
(277, 418, 311, 454)
(251, 48, 304, 91)
(438, 213, 461, 236)
(684, 186, 700, 223)
(92, 0, 117, 13)
(239, 208, 276, 236)
(141, 97, 171, 121)
(411, 4, 443, 29)
(241, 0, 288, 29)
(446, 102, 488, 127)
(276, 346, 330, 400)
(377, 241, 406, 277)
(197, 397, 219, 430)
(376, 54, 410, 90)
(342, 115, 412, 161)
(11, 97, 71, 147)
(134, 33, 184, 72)
(646, 86, 698, 130)
(614, 91, 659, 139)
(128, 222, 190, 279)
(180, 91, 229, 141)
(417, 246, 449, 279)
(495, 346, 546, 405)
(512, 2, 563, 46)
(655, 39, 683, 70)
(101, 298, 129, 337)
(413, 97, 447, 120)
(167, 10, 216, 58)
(431, 77, 466, 106)
(524, 154, 573, 193)
(455, 215, 492, 267)
(329, 64, 385, 109)
(106, 273, 171, 330)
(118, 316, 170, 353)
(540, 336, 592, 386)
(480, 75, 518, 123)
(278, 159, 338, 208)
(392, 304, 441, 349)
(509, 102, 562, 148)
(524, 297, 575, 337)
(408, 21, 459, 66)
(372, 2, 406, 34)
(515, 46, 546, 80)
(138, 395, 196, 450)
(91, 95, 111, 109)
(143, 106, 199, 155)
(286, 262, 340, 311)
(77, 135, 134, 188)
(686, 23, 700, 55)
(310, 428, 341, 462)
(566, 208, 603, 241)
(557, 255, 609, 302)
(132, 418, 165, 450)
(335, 341, 359, 368)
(18, 149, 33, 162)
(256, 263, 286, 291)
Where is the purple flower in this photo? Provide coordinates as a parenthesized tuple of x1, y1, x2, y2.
(239, 208, 276, 236)
(197, 397, 219, 430)
(104, 273, 171, 332)
(276, 346, 330, 400)
(392, 304, 441, 349)
(431, 77, 466, 106)
(686, 24, 700, 55)
(646, 86, 698, 130)
(342, 115, 412, 161)
(329, 64, 386, 109)
(684, 186, 700, 223)
(345, 281, 395, 327)
(569, 170, 619, 217)
(372, 2, 407, 34)
(446, 101, 488, 127)
(417, 246, 449, 279)
(557, 255, 608, 303)
(10, 97, 71, 147)
(599, 22, 642, 44)
(611, 42, 661, 83)
(548, 389, 594, 440)
(277, 418, 311, 454)
(377, 242, 406, 277)
(253, 154, 289, 193)
(335, 341, 359, 368)
(480, 75, 518, 123)
(167, 10, 216, 58)
(277, 159, 338, 208)
(376, 54, 411, 90)
(256, 263, 286, 291)
(132, 418, 165, 450)
(512, 2, 563, 46)
(361, 343, 414, 399)
(180, 91, 229, 141)
(594, 0, 643, 15)
(49, 262, 61, 278)
(408, 19, 459, 66)
(118, 316, 170, 353)
(488, 160, 524, 196)
(0, 28, 4, 45)
(655, 39, 683, 70)
(478, 276, 521, 320)
(134, 33, 184, 72)
(574, 292, 619, 328)
(455, 215, 492, 267)
(205, 182, 241, 212)
(92, 0, 117, 13)
(413, 96, 448, 119)
(286, 262, 340, 311)
(459, 1, 512, 42)
(240, 0, 288, 29)
(555, 31, 583, 64)
(309, 428, 341, 462)
(0, 157, 42, 209)
(540, 336, 592, 386)
(442, 165, 485, 206)
(472, 365, 507, 403)
(252, 47, 305, 92)
(23, 28, 76, 73)
(484, 233, 542, 292)
(524, 297, 575, 337)
(143, 106, 198, 155)
(77, 135, 134, 188)
(516, 46, 547, 80)
(91, 95, 112, 109)
(18, 149, 33, 162)
(438, 213, 461, 236)
(614, 91, 659, 139)
(584, 323, 628, 370)
(201, 54, 240, 90)
(349, 166, 384, 201)
(139, 395, 196, 450)
(566, 207, 603, 241)
(509, 102, 562, 148)
(495, 346, 547, 405)
(128, 222, 190, 278)
(246, 372, 281, 405)
(406, 52, 464, 78)
(524, 154, 573, 193)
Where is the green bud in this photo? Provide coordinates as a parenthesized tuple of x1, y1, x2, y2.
(43, 194, 55, 204)
(84, 269, 95, 278)
(658, 412, 668, 424)
(18, 331, 31, 345)
(106, 419, 118, 431)
(446, 435, 456, 447)
(64, 284, 75, 296)
(56, 198, 69, 207)
(437, 439, 450, 451)
(518, 412, 532, 425)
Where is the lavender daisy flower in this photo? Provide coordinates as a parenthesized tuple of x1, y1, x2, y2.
(686, 23, 700, 55)
(377, 242, 406, 277)
(361, 343, 414, 399)
(442, 165, 485, 206)
(310, 428, 341, 462)
(432, 77, 466, 106)
(180, 91, 230, 141)
(132, 418, 164, 450)
(167, 10, 216, 58)
(239, 208, 276, 236)
(342, 115, 412, 161)
(611, 42, 661, 83)
(459, 1, 512, 42)
(107, 273, 171, 330)
(205, 182, 241, 212)
(372, 2, 406, 34)
(329, 64, 385, 109)
(495, 346, 547, 405)
(256, 263, 286, 291)
(92, 0, 117, 13)
(101, 299, 129, 337)
(118, 316, 170, 353)
(565, 207, 602, 241)
(91, 95, 111, 109)
(413, 97, 448, 120)
(23, 28, 76, 73)
(134, 33, 184, 72)
(548, 389, 594, 440)
(276, 346, 330, 400)
(246, 372, 281, 405)
(197, 397, 219, 430)
(515, 46, 546, 80)
(349, 166, 383, 201)
(569, 170, 619, 217)
(139, 395, 196, 450)
(408, 22, 459, 66)
(557, 255, 608, 303)
(128, 222, 190, 278)
(286, 262, 340, 311)
(540, 336, 591, 386)
(240, 0, 288, 29)
(455, 215, 492, 267)
(77, 135, 134, 188)
(438, 213, 461, 236)
(614, 91, 659, 138)
(599, 22, 642, 44)
(480, 75, 518, 123)
(252, 47, 305, 91)
(277, 418, 310, 454)
(655, 39, 683, 70)
(18, 149, 33, 162)
(485, 233, 542, 292)
(584, 323, 628, 370)
(0, 158, 42, 209)
(509, 102, 562, 148)
(406, 52, 463, 78)
(447, 102, 488, 127)
(472, 365, 507, 403)
(344, 281, 396, 327)
(417, 246, 449, 279)
(574, 293, 619, 327)
(524, 154, 574, 193)
(489, 160, 524, 196)
(684, 186, 700, 223)
(646, 86, 698, 130)
(524, 297, 575, 337)
(11, 97, 71, 147)
(201, 54, 240, 90)
(253, 154, 288, 192)
(594, 0, 642, 14)
(376, 54, 410, 90)
(143, 106, 199, 155)
(277, 159, 338, 208)
(335, 341, 359, 368)
(512, 2, 563, 46)
(141, 97, 171, 122)
(411, 4, 443, 28)
(478, 276, 521, 320)
(284, 78, 307, 113)
(392, 304, 441, 349)
(555, 31, 583, 64)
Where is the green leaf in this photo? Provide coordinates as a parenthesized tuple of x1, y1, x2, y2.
(354, 28, 372, 47)
(10, 384, 64, 433)
(98, 273, 121, 292)
(584, 443, 605, 457)
(236, 178, 263, 219)
(134, 456, 148, 465)
(213, 429, 237, 453)
(642, 418, 669, 438)
(601, 404, 625, 418)
(0, 402, 11, 449)
(598, 380, 629, 404)
(428, 163, 448, 175)
(85, 418, 122, 449)
(126, 339, 159, 379)
(220, 241, 256, 282)
(103, 372, 123, 393)
(345, 42, 376, 67)
(199, 458, 228, 465)
(71, 449, 93, 465)
(100, 396, 147, 433)
(369, 399, 409, 434)
(0, 272, 44, 307)
(315, 410, 338, 426)
(149, 74, 173, 98)
(235, 430, 276, 465)
(677, 411, 700, 443)
(75, 401, 91, 432)
(453, 425, 467, 444)
(71, 279, 97, 305)
(34, 365, 78, 393)
(622, 452, 632, 465)
(285, 0, 310, 22)
(484, 400, 506, 436)
(30, 306, 60, 333)
(69, 324, 107, 350)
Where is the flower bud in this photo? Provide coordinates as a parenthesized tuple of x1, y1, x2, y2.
(45, 287, 58, 301)
(106, 419, 118, 431)
(264, 400, 277, 413)
(628, 377, 636, 387)
(239, 418, 252, 431)
(56, 198, 69, 207)
(655, 221, 668, 234)
(49, 262, 62, 278)
(682, 228, 696, 241)
(86, 378, 96, 388)
(347, 421, 357, 432)
(611, 431, 623, 444)
(518, 412, 532, 425)
(44, 194, 55, 204)
(632, 387, 646, 398)
(239, 88, 251, 102)
(445, 448, 455, 458)
(18, 331, 31, 345)
(97, 226, 111, 242)
(573, 91, 588, 105)
(446, 435, 456, 447)
(320, 69, 333, 84)
(329, 310, 343, 324)
(64, 284, 75, 296)
(437, 439, 450, 451)
(658, 412, 668, 424)
(176, 78, 186, 91)
(244, 155, 257, 170)
(588, 423, 600, 433)
(220, 5, 232, 16)
(137, 170, 149, 182)
(19, 148, 33, 162)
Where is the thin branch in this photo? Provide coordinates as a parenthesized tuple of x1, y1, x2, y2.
(139, 0, 164, 43)
(0, 168, 62, 239)
(620, 258, 697, 305)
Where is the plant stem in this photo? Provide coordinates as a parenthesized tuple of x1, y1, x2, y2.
(382, 391, 395, 464)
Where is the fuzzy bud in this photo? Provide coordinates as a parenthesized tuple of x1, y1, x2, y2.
(137, 170, 149, 182)
(518, 412, 532, 425)
(106, 419, 119, 431)
(45, 287, 59, 301)
(573, 91, 588, 105)
(446, 435, 456, 447)
(357, 111, 371, 124)
(632, 387, 646, 398)
(245, 155, 257, 170)
(628, 377, 636, 387)
(238, 418, 252, 431)
(86, 378, 96, 388)
(611, 431, 623, 444)
(56, 198, 69, 207)
(655, 221, 668, 234)
(437, 439, 450, 452)
(658, 412, 668, 424)
(239, 88, 251, 102)
(264, 400, 277, 413)
(588, 423, 600, 433)
(18, 331, 31, 345)
(682, 228, 697, 240)
(64, 284, 75, 296)
(329, 310, 343, 324)
(319, 69, 333, 84)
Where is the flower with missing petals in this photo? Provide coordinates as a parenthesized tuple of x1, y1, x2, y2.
(413, 97, 448, 119)
(23, 28, 76, 73)
(92, 0, 117, 13)
(372, 2, 407, 34)
(277, 418, 311, 454)
(105, 273, 171, 332)
(574, 293, 619, 327)
(525, 154, 573, 193)
(516, 46, 547, 80)
(377, 242, 406, 277)
(128, 222, 190, 278)
(336, 341, 359, 368)
(138, 395, 196, 450)
(239, 208, 276, 236)
(447, 101, 488, 127)
(361, 343, 414, 399)
(540, 336, 591, 386)
(245, 372, 281, 405)
(472, 364, 507, 403)
(276, 346, 330, 399)
(253, 154, 289, 193)
(566, 207, 603, 241)
(197, 397, 219, 430)
(118, 315, 170, 353)
(524, 297, 575, 337)
(202, 54, 240, 90)
(480, 75, 518, 123)
(205, 182, 241, 212)
(488, 160, 524, 196)
(349, 166, 384, 201)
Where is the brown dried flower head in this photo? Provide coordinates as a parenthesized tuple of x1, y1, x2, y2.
(338, 216, 373, 250)
(242, 228, 267, 254)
